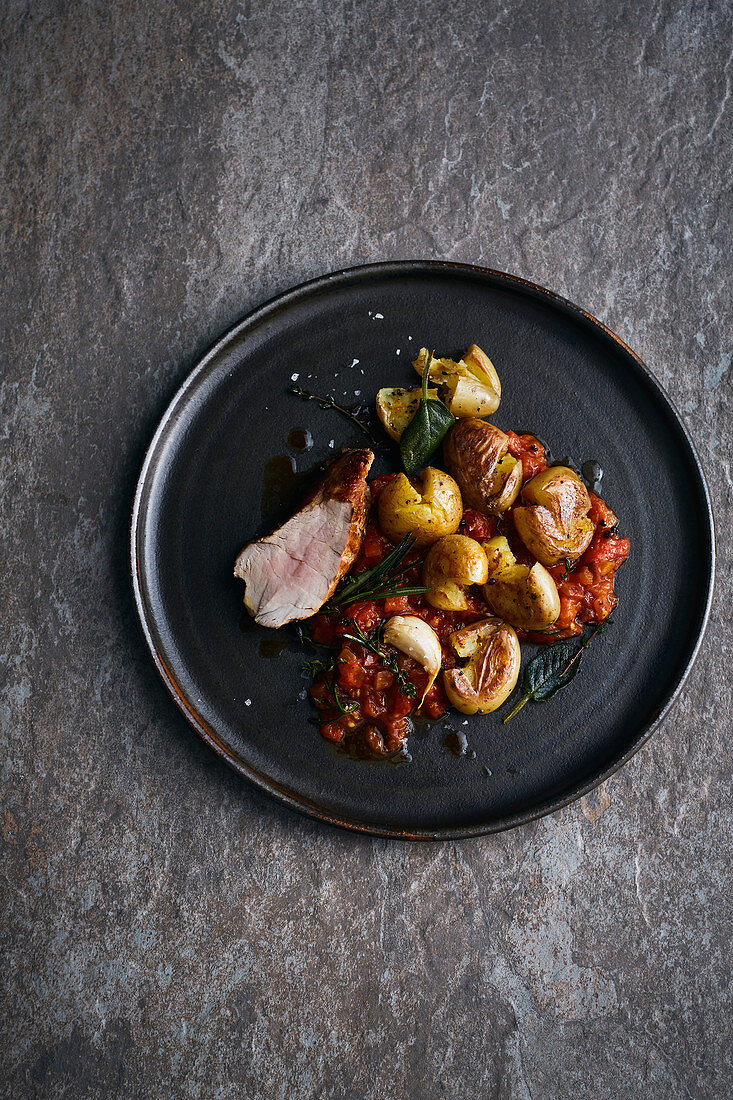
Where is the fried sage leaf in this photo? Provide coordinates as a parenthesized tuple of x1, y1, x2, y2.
(399, 353, 455, 475)
(502, 621, 611, 722)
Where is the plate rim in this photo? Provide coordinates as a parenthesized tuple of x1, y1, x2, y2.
(130, 259, 716, 840)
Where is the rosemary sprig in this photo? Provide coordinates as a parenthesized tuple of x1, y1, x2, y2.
(341, 620, 417, 699)
(324, 534, 429, 611)
(288, 384, 380, 445)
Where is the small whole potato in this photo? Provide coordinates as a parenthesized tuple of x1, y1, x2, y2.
(513, 465, 594, 566)
(443, 418, 522, 514)
(378, 467, 463, 546)
(482, 536, 560, 630)
(413, 344, 501, 417)
(422, 534, 489, 611)
(376, 385, 439, 441)
(443, 618, 521, 715)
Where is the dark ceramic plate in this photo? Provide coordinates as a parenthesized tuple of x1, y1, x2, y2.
(131, 262, 714, 839)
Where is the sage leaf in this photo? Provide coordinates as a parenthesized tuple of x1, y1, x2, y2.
(399, 352, 455, 474)
(524, 640, 580, 702)
(503, 621, 611, 722)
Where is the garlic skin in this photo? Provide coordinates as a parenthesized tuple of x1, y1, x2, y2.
(383, 615, 442, 704)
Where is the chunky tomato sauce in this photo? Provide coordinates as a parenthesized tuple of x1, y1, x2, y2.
(309, 438, 629, 757)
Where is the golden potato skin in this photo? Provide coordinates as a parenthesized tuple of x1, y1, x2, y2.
(413, 345, 501, 417)
(422, 534, 489, 611)
(376, 386, 439, 441)
(443, 618, 521, 715)
(513, 465, 594, 566)
(377, 467, 463, 546)
(443, 418, 521, 514)
(482, 536, 560, 630)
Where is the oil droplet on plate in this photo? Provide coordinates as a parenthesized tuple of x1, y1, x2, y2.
(582, 459, 603, 493)
(287, 428, 313, 451)
(444, 729, 472, 757)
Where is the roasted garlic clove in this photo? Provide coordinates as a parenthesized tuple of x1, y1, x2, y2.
(443, 418, 522, 514)
(377, 467, 463, 546)
(422, 534, 489, 611)
(413, 343, 501, 418)
(376, 385, 439, 441)
(513, 465, 594, 566)
(482, 536, 560, 630)
(383, 615, 442, 704)
(443, 617, 521, 715)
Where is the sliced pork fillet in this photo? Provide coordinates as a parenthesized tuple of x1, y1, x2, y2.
(234, 449, 374, 628)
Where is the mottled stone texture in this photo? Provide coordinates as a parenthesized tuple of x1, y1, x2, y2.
(1, 0, 730, 1096)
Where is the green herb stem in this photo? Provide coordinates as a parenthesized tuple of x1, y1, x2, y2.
(288, 384, 380, 445)
(324, 534, 428, 611)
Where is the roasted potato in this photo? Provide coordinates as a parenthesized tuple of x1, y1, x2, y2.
(513, 465, 593, 566)
(376, 385, 439, 441)
(443, 418, 522, 514)
(377, 467, 463, 546)
(482, 536, 560, 630)
(413, 344, 501, 418)
(443, 618, 521, 715)
(422, 534, 489, 611)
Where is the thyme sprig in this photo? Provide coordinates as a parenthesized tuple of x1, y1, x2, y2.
(324, 677, 358, 715)
(288, 384, 380, 445)
(324, 534, 429, 612)
(341, 620, 417, 699)
(300, 649, 357, 715)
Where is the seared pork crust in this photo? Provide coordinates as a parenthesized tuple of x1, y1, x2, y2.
(234, 449, 374, 628)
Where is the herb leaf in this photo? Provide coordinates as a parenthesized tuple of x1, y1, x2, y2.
(399, 351, 455, 474)
(341, 620, 417, 699)
(503, 621, 611, 723)
(324, 534, 428, 611)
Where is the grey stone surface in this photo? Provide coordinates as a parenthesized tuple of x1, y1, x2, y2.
(1, 0, 731, 1096)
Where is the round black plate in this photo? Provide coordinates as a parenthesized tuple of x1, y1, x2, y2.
(131, 262, 714, 839)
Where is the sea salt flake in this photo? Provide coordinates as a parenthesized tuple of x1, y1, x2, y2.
(374, 312, 384, 319)
(291, 373, 299, 381)
(245, 699, 252, 706)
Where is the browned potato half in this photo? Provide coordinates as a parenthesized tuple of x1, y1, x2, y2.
(443, 418, 522, 514)
(376, 385, 439, 441)
(422, 534, 489, 611)
(413, 345, 501, 417)
(482, 536, 560, 630)
(377, 467, 463, 546)
(513, 466, 594, 566)
(443, 618, 521, 715)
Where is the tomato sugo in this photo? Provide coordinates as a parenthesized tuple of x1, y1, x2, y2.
(309, 448, 629, 756)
